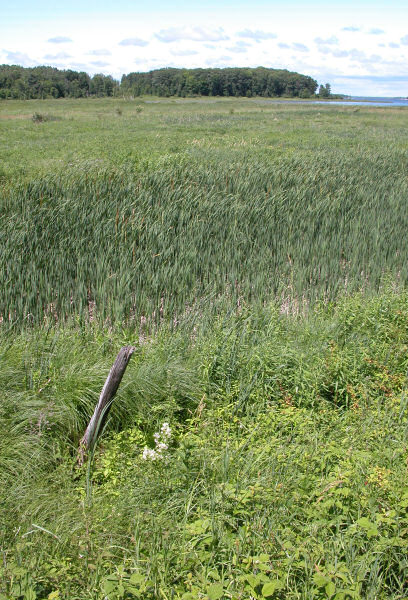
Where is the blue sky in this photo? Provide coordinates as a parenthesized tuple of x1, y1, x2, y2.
(2, 0, 408, 95)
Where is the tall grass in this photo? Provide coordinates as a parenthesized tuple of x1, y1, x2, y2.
(1, 98, 408, 597)
(1, 291, 408, 598)
(1, 146, 408, 327)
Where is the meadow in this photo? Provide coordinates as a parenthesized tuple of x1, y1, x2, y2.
(1, 96, 408, 599)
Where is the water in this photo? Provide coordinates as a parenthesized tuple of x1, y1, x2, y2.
(315, 96, 408, 107)
(255, 96, 408, 108)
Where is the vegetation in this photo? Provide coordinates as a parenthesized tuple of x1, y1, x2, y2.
(120, 67, 318, 98)
(318, 83, 331, 98)
(0, 65, 118, 99)
(1, 99, 407, 328)
(2, 291, 408, 599)
(0, 65, 318, 100)
(1, 97, 408, 598)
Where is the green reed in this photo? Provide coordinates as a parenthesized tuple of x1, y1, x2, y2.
(1, 143, 408, 328)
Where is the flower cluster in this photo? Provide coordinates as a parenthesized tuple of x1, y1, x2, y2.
(142, 422, 172, 461)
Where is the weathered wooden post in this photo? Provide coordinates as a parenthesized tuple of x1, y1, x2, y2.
(78, 345, 136, 465)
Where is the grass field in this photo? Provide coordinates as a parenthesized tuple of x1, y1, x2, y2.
(1, 97, 408, 599)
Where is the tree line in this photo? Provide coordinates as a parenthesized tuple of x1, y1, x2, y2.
(121, 67, 318, 98)
(0, 65, 118, 99)
(0, 65, 324, 100)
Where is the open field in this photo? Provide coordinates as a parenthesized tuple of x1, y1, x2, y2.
(1, 97, 408, 598)
(1, 96, 408, 181)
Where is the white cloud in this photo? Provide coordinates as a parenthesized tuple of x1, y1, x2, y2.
(43, 52, 71, 59)
(227, 46, 247, 54)
(237, 29, 277, 42)
(333, 74, 408, 95)
(170, 49, 199, 56)
(349, 49, 382, 65)
(368, 28, 385, 35)
(314, 36, 338, 45)
(331, 49, 349, 58)
(4, 50, 38, 66)
(227, 41, 251, 53)
(205, 55, 232, 66)
(87, 49, 112, 56)
(67, 62, 88, 70)
(293, 43, 309, 52)
(349, 48, 365, 61)
(317, 46, 352, 59)
(342, 26, 360, 32)
(155, 27, 229, 43)
(119, 38, 148, 47)
(90, 60, 110, 67)
(47, 36, 72, 44)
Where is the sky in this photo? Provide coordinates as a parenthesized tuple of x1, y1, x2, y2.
(2, 0, 408, 96)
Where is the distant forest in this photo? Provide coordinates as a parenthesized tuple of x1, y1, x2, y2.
(0, 64, 325, 100)
(121, 67, 318, 98)
(0, 65, 118, 99)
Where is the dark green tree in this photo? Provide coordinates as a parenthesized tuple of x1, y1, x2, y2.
(318, 83, 331, 98)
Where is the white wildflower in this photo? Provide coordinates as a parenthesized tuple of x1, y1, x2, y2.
(141, 422, 172, 461)
(161, 422, 171, 440)
(142, 447, 157, 461)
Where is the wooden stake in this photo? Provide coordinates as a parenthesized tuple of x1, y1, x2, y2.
(78, 345, 136, 465)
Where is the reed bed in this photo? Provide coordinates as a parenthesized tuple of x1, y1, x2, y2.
(1, 144, 408, 328)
